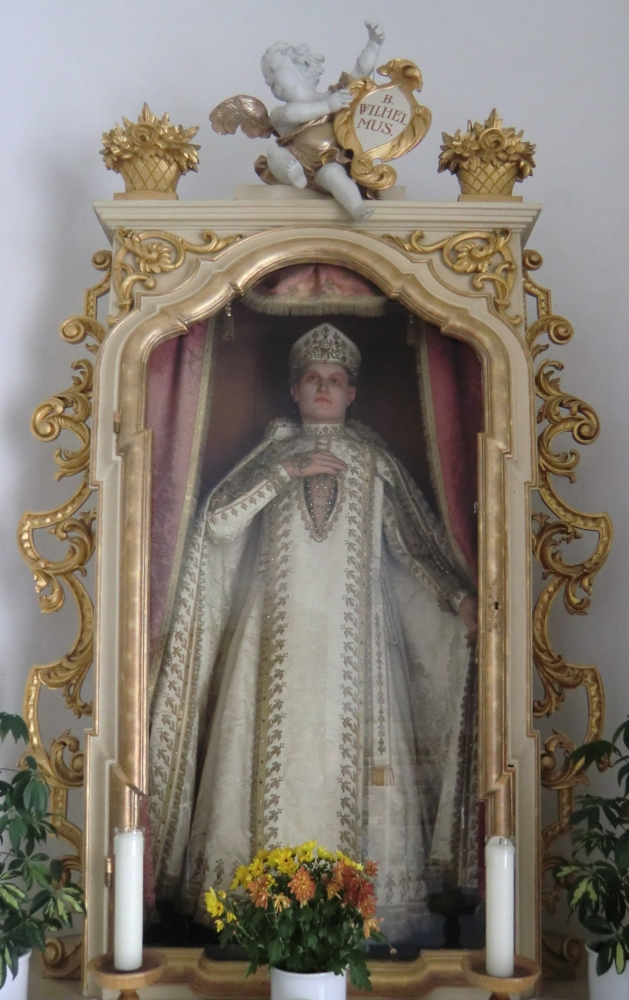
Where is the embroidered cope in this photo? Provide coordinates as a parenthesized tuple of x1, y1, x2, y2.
(148, 419, 472, 941)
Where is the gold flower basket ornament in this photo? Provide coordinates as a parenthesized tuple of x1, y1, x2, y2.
(438, 109, 535, 199)
(101, 103, 200, 199)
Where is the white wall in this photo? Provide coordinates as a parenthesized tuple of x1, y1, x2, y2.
(0, 0, 627, 933)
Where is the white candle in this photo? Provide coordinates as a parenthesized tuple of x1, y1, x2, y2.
(485, 835, 515, 977)
(113, 827, 144, 971)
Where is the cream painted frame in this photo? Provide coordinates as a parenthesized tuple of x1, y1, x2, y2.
(81, 200, 540, 998)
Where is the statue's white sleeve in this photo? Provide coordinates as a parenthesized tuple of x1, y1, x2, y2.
(205, 463, 292, 542)
(381, 491, 468, 613)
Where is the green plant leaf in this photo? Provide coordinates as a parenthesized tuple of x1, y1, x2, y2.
(268, 939, 284, 966)
(597, 942, 614, 976)
(614, 831, 629, 873)
(0, 714, 28, 745)
(570, 741, 617, 770)
(7, 817, 27, 854)
(49, 859, 63, 883)
(580, 913, 613, 935)
(570, 876, 591, 907)
(23, 776, 48, 817)
(0, 885, 27, 910)
(612, 717, 629, 750)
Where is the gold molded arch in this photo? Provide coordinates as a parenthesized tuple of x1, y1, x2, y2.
(100, 228, 527, 857)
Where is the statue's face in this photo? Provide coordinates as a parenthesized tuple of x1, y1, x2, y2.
(290, 362, 356, 424)
(268, 59, 315, 102)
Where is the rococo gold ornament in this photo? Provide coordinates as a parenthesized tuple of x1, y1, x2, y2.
(524, 249, 611, 978)
(19, 211, 607, 990)
(18, 250, 112, 978)
(439, 109, 536, 197)
(382, 227, 520, 323)
(108, 228, 245, 324)
(101, 103, 200, 200)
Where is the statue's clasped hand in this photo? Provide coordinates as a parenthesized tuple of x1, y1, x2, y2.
(282, 450, 348, 479)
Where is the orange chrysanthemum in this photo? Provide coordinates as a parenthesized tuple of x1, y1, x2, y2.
(326, 873, 343, 900)
(364, 859, 378, 879)
(288, 865, 316, 906)
(335, 862, 361, 907)
(247, 875, 270, 909)
(357, 882, 377, 919)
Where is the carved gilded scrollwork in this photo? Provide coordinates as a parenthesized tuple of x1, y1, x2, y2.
(42, 936, 83, 980)
(109, 227, 244, 324)
(525, 248, 612, 977)
(333, 59, 432, 191)
(18, 250, 111, 977)
(382, 227, 520, 323)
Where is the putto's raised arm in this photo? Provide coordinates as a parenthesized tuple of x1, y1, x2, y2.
(351, 21, 385, 78)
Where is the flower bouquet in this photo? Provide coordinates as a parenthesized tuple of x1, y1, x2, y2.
(205, 841, 386, 993)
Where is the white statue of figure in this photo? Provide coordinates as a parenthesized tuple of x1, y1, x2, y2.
(210, 22, 385, 221)
(148, 323, 478, 945)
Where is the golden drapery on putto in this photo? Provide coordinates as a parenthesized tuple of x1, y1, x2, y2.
(148, 417, 473, 944)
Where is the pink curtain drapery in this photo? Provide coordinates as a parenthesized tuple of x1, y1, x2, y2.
(143, 321, 213, 908)
(420, 324, 482, 584)
(146, 322, 213, 686)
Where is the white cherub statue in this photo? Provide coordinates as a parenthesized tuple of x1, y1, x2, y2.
(210, 22, 385, 221)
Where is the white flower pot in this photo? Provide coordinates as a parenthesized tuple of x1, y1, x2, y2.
(0, 951, 31, 1000)
(270, 967, 347, 1000)
(587, 942, 629, 1000)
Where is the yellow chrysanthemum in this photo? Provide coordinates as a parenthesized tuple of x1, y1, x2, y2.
(231, 864, 251, 889)
(248, 857, 265, 878)
(337, 852, 363, 870)
(227, 911, 237, 924)
(296, 840, 317, 863)
(205, 888, 225, 918)
(296, 840, 317, 853)
(269, 848, 299, 874)
(216, 919, 225, 932)
(317, 846, 335, 862)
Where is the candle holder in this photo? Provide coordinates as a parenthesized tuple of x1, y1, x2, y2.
(462, 951, 540, 1000)
(88, 949, 167, 1000)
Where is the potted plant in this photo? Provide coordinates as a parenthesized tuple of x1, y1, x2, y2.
(0, 712, 85, 997)
(553, 715, 629, 1000)
(204, 841, 386, 1000)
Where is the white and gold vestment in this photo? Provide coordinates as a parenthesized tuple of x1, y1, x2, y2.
(148, 418, 472, 941)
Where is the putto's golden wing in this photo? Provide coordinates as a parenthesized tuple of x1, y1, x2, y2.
(209, 95, 276, 139)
